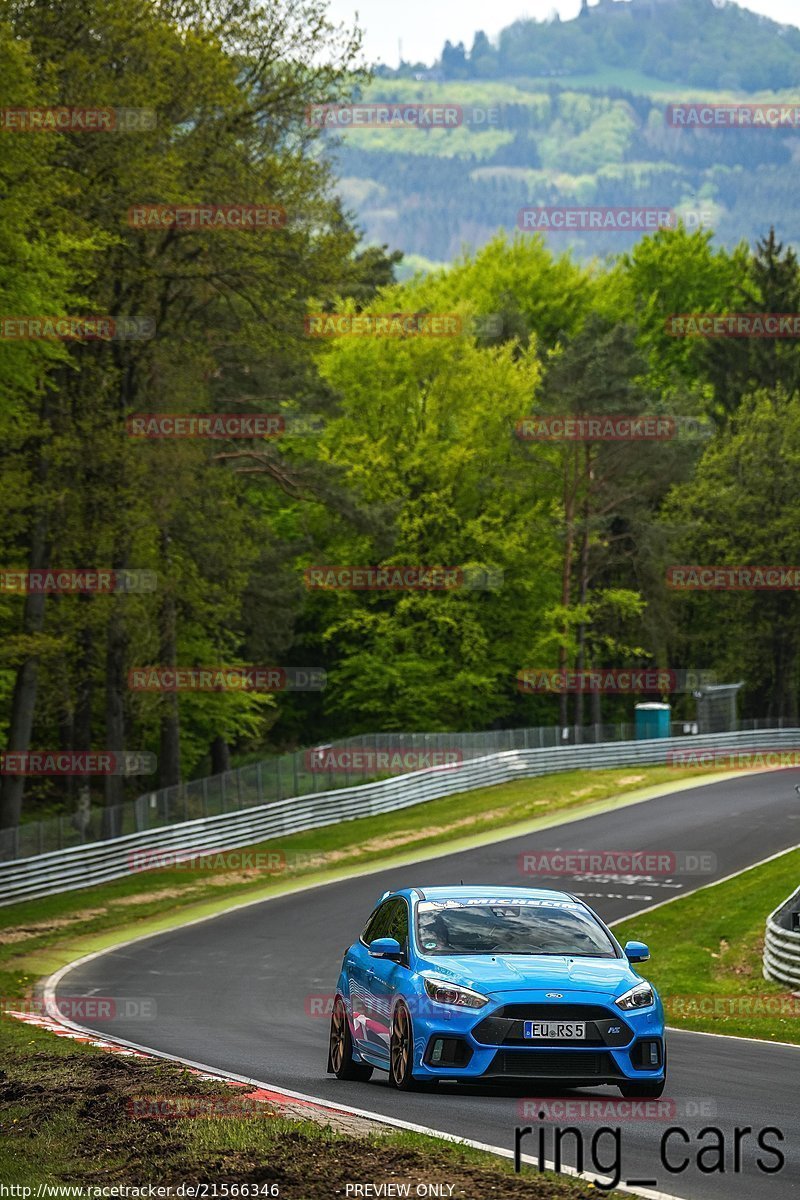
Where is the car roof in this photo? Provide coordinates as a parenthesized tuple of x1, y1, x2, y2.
(387, 885, 583, 904)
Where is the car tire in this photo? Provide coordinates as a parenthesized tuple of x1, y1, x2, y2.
(618, 1078, 666, 1098)
(327, 996, 373, 1081)
(389, 1001, 421, 1090)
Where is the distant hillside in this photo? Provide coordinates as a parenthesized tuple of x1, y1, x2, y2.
(326, 0, 800, 266)
(425, 0, 800, 94)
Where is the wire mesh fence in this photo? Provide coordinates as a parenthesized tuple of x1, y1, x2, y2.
(1, 715, 795, 862)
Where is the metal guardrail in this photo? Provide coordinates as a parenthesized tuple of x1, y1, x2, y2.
(4, 715, 791, 864)
(763, 883, 800, 989)
(0, 719, 672, 862)
(1, 728, 798, 908)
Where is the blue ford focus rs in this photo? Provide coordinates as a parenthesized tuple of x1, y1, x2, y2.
(327, 885, 665, 1094)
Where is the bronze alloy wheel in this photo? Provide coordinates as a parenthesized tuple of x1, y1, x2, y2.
(390, 1002, 422, 1090)
(327, 996, 373, 1081)
(329, 999, 346, 1073)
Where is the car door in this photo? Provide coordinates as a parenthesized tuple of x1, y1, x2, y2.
(366, 898, 411, 1056)
(347, 901, 393, 1061)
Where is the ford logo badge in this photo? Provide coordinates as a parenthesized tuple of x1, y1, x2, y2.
(546, 992, 563, 998)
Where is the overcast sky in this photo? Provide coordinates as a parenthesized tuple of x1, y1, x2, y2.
(323, 0, 800, 69)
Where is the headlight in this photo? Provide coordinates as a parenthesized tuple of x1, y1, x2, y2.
(615, 982, 655, 1011)
(423, 977, 489, 1009)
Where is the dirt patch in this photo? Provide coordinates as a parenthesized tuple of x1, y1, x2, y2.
(108, 889, 199, 906)
(205, 871, 267, 887)
(0, 1035, 618, 1198)
(0, 909, 108, 945)
(332, 806, 546, 857)
(158, 1132, 608, 1197)
(614, 775, 645, 786)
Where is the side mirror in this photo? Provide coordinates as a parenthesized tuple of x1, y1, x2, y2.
(368, 937, 403, 961)
(624, 940, 650, 964)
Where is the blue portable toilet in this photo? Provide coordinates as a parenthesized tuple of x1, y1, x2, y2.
(635, 702, 671, 739)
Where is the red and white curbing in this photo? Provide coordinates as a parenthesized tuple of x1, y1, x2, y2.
(4, 1007, 344, 1117)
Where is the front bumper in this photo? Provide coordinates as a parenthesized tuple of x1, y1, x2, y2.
(410, 990, 665, 1083)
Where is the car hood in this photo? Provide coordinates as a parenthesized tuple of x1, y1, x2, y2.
(416, 953, 637, 995)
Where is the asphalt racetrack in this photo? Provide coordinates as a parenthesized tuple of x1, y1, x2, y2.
(55, 771, 800, 1200)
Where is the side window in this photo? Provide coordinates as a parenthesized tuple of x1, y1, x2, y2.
(385, 899, 409, 949)
(361, 899, 409, 948)
(362, 903, 392, 945)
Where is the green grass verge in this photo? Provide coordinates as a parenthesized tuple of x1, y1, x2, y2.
(614, 847, 800, 1043)
(0, 1015, 628, 1197)
(0, 764, 732, 1005)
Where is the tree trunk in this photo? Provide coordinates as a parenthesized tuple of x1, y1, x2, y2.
(0, 503, 49, 830)
(58, 665, 75, 810)
(211, 736, 231, 775)
(158, 546, 181, 788)
(73, 592, 95, 799)
(558, 448, 578, 730)
(573, 452, 592, 733)
(103, 597, 128, 832)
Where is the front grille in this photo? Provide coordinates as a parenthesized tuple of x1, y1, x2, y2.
(473, 1004, 632, 1048)
(474, 1016, 606, 1047)
(486, 1050, 623, 1079)
(495, 1004, 616, 1022)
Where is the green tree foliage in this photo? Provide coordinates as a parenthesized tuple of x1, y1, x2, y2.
(3, 0, 800, 830)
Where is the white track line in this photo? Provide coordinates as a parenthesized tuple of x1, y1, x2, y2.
(609, 840, 800, 1050)
(40, 780, 800, 1200)
(37, 964, 688, 1200)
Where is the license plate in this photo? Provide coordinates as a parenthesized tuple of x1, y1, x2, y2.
(523, 1021, 586, 1039)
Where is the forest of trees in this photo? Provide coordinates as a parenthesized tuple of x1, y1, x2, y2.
(2, 0, 800, 827)
(434, 0, 800, 92)
(342, 0, 800, 263)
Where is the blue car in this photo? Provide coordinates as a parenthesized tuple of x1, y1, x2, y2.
(327, 885, 666, 1094)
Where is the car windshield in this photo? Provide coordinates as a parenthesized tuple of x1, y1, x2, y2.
(415, 900, 617, 957)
